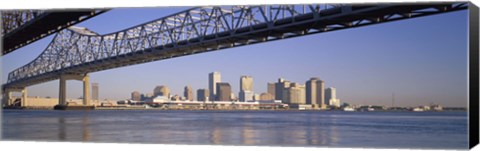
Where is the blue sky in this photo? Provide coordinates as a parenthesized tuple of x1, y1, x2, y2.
(1, 6, 468, 107)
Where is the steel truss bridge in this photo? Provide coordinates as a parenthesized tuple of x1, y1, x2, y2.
(1, 9, 107, 54)
(2, 2, 468, 105)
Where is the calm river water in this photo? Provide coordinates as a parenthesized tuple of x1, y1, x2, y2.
(1, 110, 468, 149)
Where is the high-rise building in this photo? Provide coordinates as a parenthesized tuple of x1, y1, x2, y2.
(216, 82, 231, 101)
(153, 85, 170, 98)
(184, 86, 193, 101)
(267, 83, 276, 97)
(275, 78, 290, 101)
(240, 76, 253, 91)
(239, 90, 254, 102)
(306, 78, 317, 104)
(259, 93, 274, 100)
(209, 72, 221, 101)
(197, 89, 209, 101)
(283, 83, 306, 104)
(325, 87, 341, 107)
(239, 75, 254, 102)
(131, 91, 141, 101)
(306, 77, 325, 107)
(92, 83, 99, 101)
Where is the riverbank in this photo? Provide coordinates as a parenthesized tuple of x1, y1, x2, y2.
(2, 106, 465, 112)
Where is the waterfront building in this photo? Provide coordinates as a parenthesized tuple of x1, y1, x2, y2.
(283, 83, 306, 104)
(184, 86, 194, 101)
(216, 82, 231, 101)
(231, 92, 237, 101)
(172, 95, 180, 101)
(423, 105, 431, 111)
(306, 77, 325, 108)
(325, 87, 341, 107)
(131, 91, 141, 101)
(148, 96, 170, 103)
(253, 93, 260, 101)
(275, 78, 290, 101)
(143, 99, 286, 110)
(431, 104, 443, 111)
(209, 71, 221, 101)
(145, 93, 153, 98)
(197, 89, 209, 101)
(267, 83, 275, 97)
(92, 83, 99, 101)
(153, 85, 170, 98)
(239, 90, 254, 102)
(259, 93, 274, 100)
(330, 99, 341, 108)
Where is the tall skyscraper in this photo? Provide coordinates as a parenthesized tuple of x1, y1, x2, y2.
(306, 77, 325, 107)
(239, 76, 254, 102)
(209, 72, 221, 101)
(283, 83, 306, 104)
(153, 85, 170, 98)
(197, 89, 209, 101)
(275, 78, 290, 101)
(267, 83, 276, 97)
(216, 82, 231, 101)
(325, 87, 341, 107)
(92, 83, 99, 101)
(240, 76, 253, 91)
(131, 91, 141, 101)
(306, 78, 317, 104)
(184, 86, 193, 101)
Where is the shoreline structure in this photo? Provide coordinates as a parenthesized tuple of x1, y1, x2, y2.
(3, 105, 465, 112)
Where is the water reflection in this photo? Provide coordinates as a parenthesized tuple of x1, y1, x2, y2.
(309, 114, 340, 146)
(56, 113, 91, 141)
(203, 112, 341, 146)
(329, 118, 339, 145)
(241, 122, 255, 145)
(209, 115, 223, 144)
(2, 110, 468, 149)
(58, 117, 66, 140)
(82, 115, 91, 141)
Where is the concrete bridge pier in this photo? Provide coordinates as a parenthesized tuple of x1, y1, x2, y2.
(21, 89, 28, 107)
(1, 91, 12, 107)
(2, 87, 27, 107)
(58, 74, 91, 106)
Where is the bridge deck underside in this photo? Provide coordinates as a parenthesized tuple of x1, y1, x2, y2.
(2, 10, 106, 54)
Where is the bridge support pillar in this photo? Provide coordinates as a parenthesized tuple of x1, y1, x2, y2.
(2, 87, 27, 107)
(21, 88, 28, 107)
(83, 75, 90, 106)
(2, 91, 12, 106)
(59, 75, 67, 105)
(58, 74, 91, 106)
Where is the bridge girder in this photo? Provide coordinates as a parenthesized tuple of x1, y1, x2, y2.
(2, 2, 468, 89)
(1, 9, 108, 54)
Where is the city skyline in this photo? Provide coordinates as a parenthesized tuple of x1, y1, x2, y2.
(1, 7, 468, 107)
